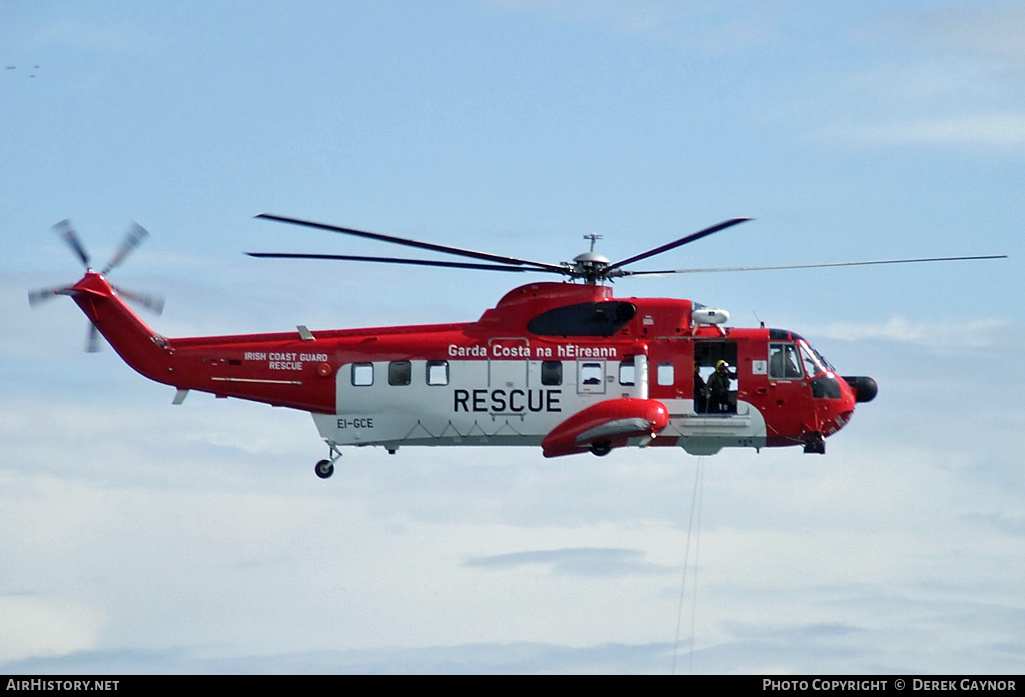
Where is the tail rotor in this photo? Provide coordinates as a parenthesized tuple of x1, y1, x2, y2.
(29, 219, 165, 352)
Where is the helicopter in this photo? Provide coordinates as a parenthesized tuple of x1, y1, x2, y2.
(29, 214, 1006, 478)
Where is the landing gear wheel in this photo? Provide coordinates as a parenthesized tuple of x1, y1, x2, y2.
(590, 441, 612, 457)
(315, 459, 335, 479)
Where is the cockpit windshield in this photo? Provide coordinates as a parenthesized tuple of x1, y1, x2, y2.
(798, 340, 828, 378)
(813, 343, 835, 371)
(799, 340, 844, 399)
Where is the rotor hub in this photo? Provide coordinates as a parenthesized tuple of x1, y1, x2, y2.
(570, 252, 611, 283)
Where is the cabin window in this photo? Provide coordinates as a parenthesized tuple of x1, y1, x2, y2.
(657, 362, 674, 386)
(426, 360, 449, 386)
(580, 362, 603, 386)
(768, 343, 802, 379)
(351, 363, 374, 386)
(388, 360, 411, 386)
(541, 360, 563, 386)
(619, 358, 636, 386)
(527, 301, 637, 337)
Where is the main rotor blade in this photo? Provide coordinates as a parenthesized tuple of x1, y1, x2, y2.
(607, 217, 752, 271)
(246, 252, 549, 273)
(256, 214, 566, 273)
(102, 222, 149, 274)
(54, 219, 90, 268)
(617, 254, 1009, 278)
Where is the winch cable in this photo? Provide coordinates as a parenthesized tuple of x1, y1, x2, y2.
(672, 456, 705, 675)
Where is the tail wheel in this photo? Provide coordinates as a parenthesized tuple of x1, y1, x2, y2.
(590, 440, 612, 457)
(314, 459, 335, 479)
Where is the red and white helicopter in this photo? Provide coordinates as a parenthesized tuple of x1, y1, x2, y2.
(30, 215, 1005, 478)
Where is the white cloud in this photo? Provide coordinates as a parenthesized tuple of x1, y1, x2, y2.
(487, 0, 781, 50)
(489, 0, 689, 34)
(0, 596, 103, 663)
(1, 373, 1022, 672)
(905, 2, 1025, 64)
(465, 547, 674, 576)
(813, 316, 1012, 349)
(809, 4, 1025, 151)
(836, 113, 1025, 148)
(30, 18, 139, 54)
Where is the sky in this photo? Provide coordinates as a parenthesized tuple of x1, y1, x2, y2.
(1, 0, 1022, 675)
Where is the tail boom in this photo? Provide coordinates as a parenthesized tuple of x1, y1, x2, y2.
(67, 272, 335, 413)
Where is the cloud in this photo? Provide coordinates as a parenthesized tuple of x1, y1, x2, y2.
(29, 18, 139, 54)
(2, 642, 675, 675)
(966, 513, 1025, 537)
(904, 3, 1025, 64)
(812, 316, 1012, 349)
(487, 0, 781, 51)
(834, 113, 1025, 148)
(808, 4, 1025, 151)
(0, 595, 103, 663)
(465, 547, 673, 577)
(489, 0, 688, 34)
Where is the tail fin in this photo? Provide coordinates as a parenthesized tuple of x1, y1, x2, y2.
(67, 272, 173, 383)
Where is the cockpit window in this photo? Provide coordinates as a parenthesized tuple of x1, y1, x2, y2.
(799, 341, 826, 378)
(769, 343, 803, 379)
(527, 301, 637, 337)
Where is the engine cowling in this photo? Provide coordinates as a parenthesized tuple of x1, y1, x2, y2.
(542, 398, 670, 458)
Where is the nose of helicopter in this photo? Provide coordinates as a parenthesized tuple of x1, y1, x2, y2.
(843, 375, 878, 403)
(816, 373, 861, 441)
(818, 374, 876, 439)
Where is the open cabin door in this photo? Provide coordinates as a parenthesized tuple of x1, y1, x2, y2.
(694, 340, 739, 414)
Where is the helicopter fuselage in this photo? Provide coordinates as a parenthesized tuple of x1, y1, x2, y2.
(70, 272, 869, 461)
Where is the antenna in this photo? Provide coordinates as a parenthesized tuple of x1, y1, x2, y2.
(583, 234, 602, 253)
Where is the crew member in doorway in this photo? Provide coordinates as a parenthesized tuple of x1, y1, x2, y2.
(693, 360, 708, 413)
(707, 360, 734, 413)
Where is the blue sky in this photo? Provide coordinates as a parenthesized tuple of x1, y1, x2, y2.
(1, 1, 1022, 674)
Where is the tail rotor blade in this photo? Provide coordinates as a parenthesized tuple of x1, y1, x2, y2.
(54, 219, 91, 268)
(28, 285, 69, 307)
(102, 222, 149, 274)
(114, 285, 165, 315)
(85, 323, 101, 353)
